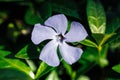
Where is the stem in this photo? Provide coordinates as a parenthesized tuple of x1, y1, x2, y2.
(97, 46, 102, 66)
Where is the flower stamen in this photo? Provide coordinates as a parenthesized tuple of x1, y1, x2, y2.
(56, 34, 65, 43)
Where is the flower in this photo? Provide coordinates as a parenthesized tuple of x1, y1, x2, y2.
(31, 14, 88, 67)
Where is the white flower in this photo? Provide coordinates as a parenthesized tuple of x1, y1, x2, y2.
(31, 14, 88, 66)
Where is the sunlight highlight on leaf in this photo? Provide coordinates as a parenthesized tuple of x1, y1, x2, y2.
(87, 0, 106, 33)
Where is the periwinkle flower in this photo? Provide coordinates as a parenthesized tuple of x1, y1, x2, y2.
(31, 14, 88, 66)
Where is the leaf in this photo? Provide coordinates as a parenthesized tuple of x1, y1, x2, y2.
(45, 70, 59, 80)
(78, 47, 97, 74)
(87, 0, 106, 33)
(79, 45, 108, 69)
(108, 33, 120, 51)
(35, 62, 55, 79)
(0, 50, 11, 58)
(62, 61, 72, 76)
(24, 7, 43, 25)
(92, 33, 115, 46)
(51, 3, 80, 20)
(77, 61, 96, 75)
(38, 2, 52, 21)
(62, 61, 76, 80)
(106, 17, 120, 34)
(80, 39, 97, 47)
(0, 51, 35, 79)
(77, 75, 90, 80)
(112, 64, 120, 73)
(0, 59, 35, 79)
(80, 47, 98, 63)
(15, 44, 39, 59)
(0, 68, 32, 80)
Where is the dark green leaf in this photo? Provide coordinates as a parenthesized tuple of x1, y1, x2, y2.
(87, 0, 106, 33)
(50, 0, 77, 10)
(35, 62, 55, 79)
(106, 17, 120, 34)
(78, 61, 96, 75)
(15, 44, 39, 59)
(38, 2, 52, 21)
(80, 47, 98, 63)
(0, 59, 35, 79)
(0, 69, 32, 80)
(80, 45, 108, 68)
(108, 33, 120, 51)
(0, 52, 35, 79)
(62, 61, 72, 76)
(112, 64, 120, 73)
(78, 47, 97, 74)
(52, 3, 80, 20)
(25, 8, 43, 25)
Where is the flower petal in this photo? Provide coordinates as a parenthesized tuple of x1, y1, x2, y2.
(31, 23, 57, 45)
(45, 14, 68, 34)
(59, 42, 83, 64)
(39, 40, 60, 66)
(65, 21, 88, 42)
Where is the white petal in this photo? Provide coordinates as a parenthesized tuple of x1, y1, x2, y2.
(65, 21, 88, 42)
(39, 40, 60, 66)
(31, 23, 57, 45)
(45, 14, 68, 34)
(59, 42, 83, 64)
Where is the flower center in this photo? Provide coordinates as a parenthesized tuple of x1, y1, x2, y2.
(56, 34, 65, 43)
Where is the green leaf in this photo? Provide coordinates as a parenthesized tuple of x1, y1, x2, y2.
(62, 61, 72, 76)
(92, 33, 115, 46)
(80, 45, 108, 68)
(112, 64, 120, 73)
(78, 61, 96, 75)
(62, 61, 76, 80)
(77, 47, 98, 75)
(80, 39, 97, 47)
(38, 2, 52, 21)
(77, 75, 90, 80)
(15, 44, 39, 59)
(0, 51, 35, 79)
(0, 50, 11, 58)
(35, 62, 55, 79)
(45, 70, 59, 80)
(0, 59, 35, 79)
(108, 33, 120, 51)
(87, 0, 106, 33)
(25, 7, 43, 25)
(51, 3, 80, 20)
(0, 68, 32, 80)
(81, 47, 98, 63)
(106, 17, 120, 34)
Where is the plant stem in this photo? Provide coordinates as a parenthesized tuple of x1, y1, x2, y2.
(97, 46, 102, 67)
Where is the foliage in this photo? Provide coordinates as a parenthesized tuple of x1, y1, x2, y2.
(0, 0, 120, 80)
